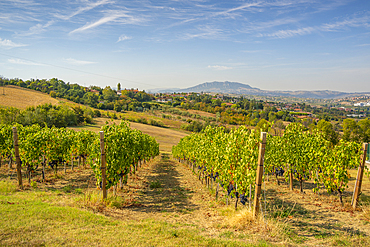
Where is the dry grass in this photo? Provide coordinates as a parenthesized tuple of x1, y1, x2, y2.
(228, 208, 262, 229)
(70, 117, 188, 153)
(225, 207, 285, 236)
(128, 121, 188, 153)
(187, 109, 216, 118)
(0, 85, 59, 109)
(360, 205, 370, 222)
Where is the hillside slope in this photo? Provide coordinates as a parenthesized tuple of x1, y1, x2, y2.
(0, 86, 59, 109)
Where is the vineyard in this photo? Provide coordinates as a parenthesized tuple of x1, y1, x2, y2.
(1, 120, 370, 246)
(172, 123, 367, 211)
(0, 121, 159, 194)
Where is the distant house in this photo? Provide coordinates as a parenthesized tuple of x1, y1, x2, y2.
(354, 101, 370, 106)
(156, 97, 172, 103)
(89, 89, 100, 95)
(347, 114, 366, 118)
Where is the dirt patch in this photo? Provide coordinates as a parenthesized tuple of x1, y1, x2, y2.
(107, 154, 224, 228)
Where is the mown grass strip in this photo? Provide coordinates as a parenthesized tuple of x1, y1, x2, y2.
(0, 181, 273, 247)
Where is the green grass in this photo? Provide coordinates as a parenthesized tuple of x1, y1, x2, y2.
(150, 180, 162, 189)
(0, 181, 269, 247)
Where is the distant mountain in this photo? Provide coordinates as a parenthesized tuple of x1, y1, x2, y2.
(147, 88, 181, 94)
(182, 81, 258, 93)
(151, 81, 369, 99)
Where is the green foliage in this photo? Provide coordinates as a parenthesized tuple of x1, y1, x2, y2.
(150, 181, 162, 189)
(316, 119, 339, 146)
(342, 118, 360, 142)
(0, 180, 17, 194)
(0, 104, 92, 127)
(318, 140, 361, 194)
(102, 86, 117, 102)
(1, 122, 159, 192)
(49, 91, 57, 98)
(148, 119, 165, 127)
(173, 125, 259, 196)
(174, 122, 364, 200)
(181, 120, 216, 133)
(114, 102, 122, 112)
(90, 121, 159, 190)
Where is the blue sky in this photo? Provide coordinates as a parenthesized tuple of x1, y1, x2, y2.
(0, 0, 370, 92)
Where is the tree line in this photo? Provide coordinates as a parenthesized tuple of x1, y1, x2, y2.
(0, 104, 95, 128)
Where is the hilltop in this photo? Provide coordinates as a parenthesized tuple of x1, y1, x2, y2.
(0, 85, 59, 109)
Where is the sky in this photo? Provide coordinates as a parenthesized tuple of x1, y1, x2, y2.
(0, 0, 370, 92)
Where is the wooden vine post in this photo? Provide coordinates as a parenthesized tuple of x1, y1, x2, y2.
(289, 165, 294, 191)
(253, 132, 267, 218)
(12, 127, 23, 189)
(100, 131, 107, 200)
(42, 155, 45, 182)
(351, 143, 368, 209)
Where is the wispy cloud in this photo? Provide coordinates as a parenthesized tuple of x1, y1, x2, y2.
(117, 35, 132, 42)
(0, 38, 27, 49)
(313, 0, 353, 13)
(320, 16, 370, 31)
(257, 27, 315, 39)
(208, 65, 233, 70)
(237, 17, 305, 36)
(69, 10, 144, 34)
(54, 0, 113, 20)
(18, 20, 54, 36)
(182, 25, 224, 40)
(8, 58, 41, 65)
(65, 58, 96, 65)
(254, 12, 370, 39)
(212, 1, 264, 18)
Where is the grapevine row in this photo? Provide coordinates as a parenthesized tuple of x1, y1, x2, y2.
(0, 122, 159, 190)
(172, 123, 363, 205)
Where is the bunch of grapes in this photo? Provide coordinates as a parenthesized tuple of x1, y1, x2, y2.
(275, 167, 284, 176)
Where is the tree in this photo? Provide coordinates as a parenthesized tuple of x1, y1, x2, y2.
(83, 92, 99, 107)
(342, 118, 360, 142)
(102, 86, 117, 102)
(358, 118, 370, 142)
(317, 119, 339, 146)
(72, 106, 85, 124)
(117, 83, 121, 91)
(93, 109, 101, 117)
(256, 119, 270, 132)
(268, 112, 276, 122)
(114, 102, 122, 112)
(50, 91, 57, 98)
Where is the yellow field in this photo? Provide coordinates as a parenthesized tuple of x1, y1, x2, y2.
(69, 117, 188, 153)
(0, 85, 59, 109)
